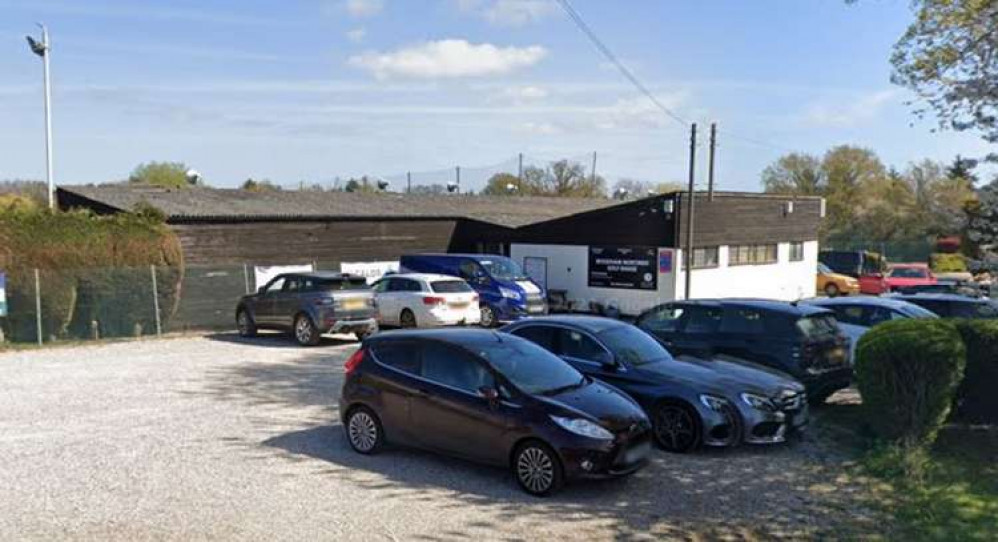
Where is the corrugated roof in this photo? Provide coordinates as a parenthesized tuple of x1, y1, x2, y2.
(58, 185, 619, 228)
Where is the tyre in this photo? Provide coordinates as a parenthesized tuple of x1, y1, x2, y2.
(344, 406, 384, 454)
(479, 305, 497, 328)
(824, 283, 840, 298)
(293, 314, 321, 347)
(513, 440, 564, 497)
(652, 402, 702, 453)
(236, 309, 257, 338)
(399, 309, 417, 329)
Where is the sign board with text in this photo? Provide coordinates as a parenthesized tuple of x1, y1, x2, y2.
(340, 261, 400, 284)
(588, 246, 658, 290)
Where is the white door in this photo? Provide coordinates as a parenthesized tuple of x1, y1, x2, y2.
(372, 278, 398, 326)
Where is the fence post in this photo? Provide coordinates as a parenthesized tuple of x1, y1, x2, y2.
(33, 268, 42, 346)
(243, 263, 251, 294)
(150, 264, 162, 337)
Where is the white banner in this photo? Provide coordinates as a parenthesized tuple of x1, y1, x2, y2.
(340, 261, 399, 284)
(254, 264, 314, 291)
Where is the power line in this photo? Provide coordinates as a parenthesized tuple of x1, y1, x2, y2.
(553, 0, 687, 127)
(554, 0, 795, 154)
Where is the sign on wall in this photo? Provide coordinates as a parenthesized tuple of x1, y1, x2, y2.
(340, 261, 400, 284)
(588, 246, 658, 290)
(658, 249, 674, 273)
(0, 272, 6, 317)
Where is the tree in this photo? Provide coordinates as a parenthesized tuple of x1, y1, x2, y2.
(482, 173, 523, 196)
(343, 176, 380, 193)
(761, 153, 825, 195)
(540, 160, 606, 197)
(821, 145, 888, 237)
(241, 178, 281, 192)
(128, 162, 198, 188)
(966, 178, 998, 250)
(891, 0, 998, 160)
(946, 154, 980, 184)
(610, 179, 683, 199)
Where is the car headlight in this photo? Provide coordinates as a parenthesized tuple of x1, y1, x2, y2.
(740, 392, 776, 412)
(698, 394, 728, 411)
(550, 415, 614, 440)
(499, 287, 521, 300)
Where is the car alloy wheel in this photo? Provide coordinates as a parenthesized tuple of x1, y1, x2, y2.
(824, 283, 840, 297)
(294, 315, 320, 346)
(480, 305, 497, 328)
(400, 309, 417, 329)
(236, 310, 256, 337)
(346, 408, 382, 454)
(514, 442, 562, 496)
(653, 404, 700, 453)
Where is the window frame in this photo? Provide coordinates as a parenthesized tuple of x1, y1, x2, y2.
(683, 246, 720, 270)
(729, 244, 779, 266)
(789, 242, 805, 262)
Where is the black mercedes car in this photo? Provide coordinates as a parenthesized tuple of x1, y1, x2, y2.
(501, 316, 808, 453)
(339, 328, 652, 496)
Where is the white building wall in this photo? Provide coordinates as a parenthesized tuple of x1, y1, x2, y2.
(510, 244, 678, 316)
(511, 240, 818, 315)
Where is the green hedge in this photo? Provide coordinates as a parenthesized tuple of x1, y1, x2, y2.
(0, 207, 184, 342)
(855, 319, 966, 447)
(952, 320, 998, 424)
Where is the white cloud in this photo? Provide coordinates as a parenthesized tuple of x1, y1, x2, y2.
(516, 121, 563, 135)
(345, 27, 367, 43)
(456, 0, 556, 26)
(348, 39, 547, 79)
(803, 89, 898, 128)
(343, 0, 383, 18)
(492, 85, 549, 104)
(596, 94, 689, 130)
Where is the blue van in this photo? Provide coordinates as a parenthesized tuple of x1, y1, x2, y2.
(399, 253, 547, 327)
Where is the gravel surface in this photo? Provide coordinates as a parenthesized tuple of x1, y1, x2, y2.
(0, 334, 882, 540)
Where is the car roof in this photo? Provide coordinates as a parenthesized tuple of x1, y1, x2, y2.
(366, 327, 513, 345)
(672, 298, 831, 316)
(284, 271, 364, 280)
(804, 296, 923, 310)
(377, 273, 463, 283)
(503, 315, 628, 334)
(893, 293, 989, 303)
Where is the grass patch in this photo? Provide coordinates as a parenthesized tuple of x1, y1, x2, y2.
(821, 402, 998, 540)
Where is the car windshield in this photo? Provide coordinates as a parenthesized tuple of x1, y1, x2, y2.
(430, 280, 473, 293)
(817, 263, 832, 274)
(890, 267, 928, 279)
(597, 325, 674, 367)
(796, 314, 839, 338)
(317, 277, 369, 291)
(478, 257, 528, 281)
(900, 303, 940, 319)
(472, 336, 584, 395)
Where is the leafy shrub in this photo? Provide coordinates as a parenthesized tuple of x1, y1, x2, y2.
(930, 252, 967, 273)
(951, 320, 998, 424)
(0, 207, 184, 342)
(855, 319, 965, 447)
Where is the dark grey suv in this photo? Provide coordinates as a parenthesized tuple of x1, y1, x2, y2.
(235, 272, 378, 346)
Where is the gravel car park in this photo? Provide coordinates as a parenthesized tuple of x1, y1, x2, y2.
(0, 335, 881, 539)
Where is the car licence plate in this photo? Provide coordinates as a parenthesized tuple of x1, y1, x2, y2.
(449, 302, 469, 309)
(342, 299, 365, 310)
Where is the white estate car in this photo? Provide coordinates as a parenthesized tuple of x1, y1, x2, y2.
(371, 273, 481, 328)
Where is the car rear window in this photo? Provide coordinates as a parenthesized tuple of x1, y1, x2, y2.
(316, 277, 369, 291)
(431, 280, 473, 293)
(795, 314, 839, 339)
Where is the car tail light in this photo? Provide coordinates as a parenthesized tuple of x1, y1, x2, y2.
(344, 348, 365, 375)
(423, 296, 445, 305)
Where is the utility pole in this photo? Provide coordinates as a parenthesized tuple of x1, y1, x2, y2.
(684, 123, 697, 300)
(590, 151, 598, 184)
(26, 24, 54, 209)
(707, 122, 717, 202)
(455, 166, 461, 193)
(518, 152, 524, 194)
(406, 171, 411, 193)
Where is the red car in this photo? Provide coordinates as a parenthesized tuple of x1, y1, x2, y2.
(860, 263, 936, 295)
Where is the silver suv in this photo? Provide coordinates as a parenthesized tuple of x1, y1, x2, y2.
(235, 272, 378, 346)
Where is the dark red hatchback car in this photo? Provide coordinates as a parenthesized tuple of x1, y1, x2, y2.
(339, 329, 652, 496)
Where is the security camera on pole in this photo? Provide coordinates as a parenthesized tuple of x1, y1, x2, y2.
(26, 23, 54, 209)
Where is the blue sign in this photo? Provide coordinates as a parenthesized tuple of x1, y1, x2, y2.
(0, 272, 6, 317)
(658, 249, 674, 273)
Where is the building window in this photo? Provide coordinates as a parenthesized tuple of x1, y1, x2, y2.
(729, 244, 778, 266)
(684, 247, 719, 270)
(789, 242, 804, 262)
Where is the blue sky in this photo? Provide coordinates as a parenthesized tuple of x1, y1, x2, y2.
(0, 0, 993, 192)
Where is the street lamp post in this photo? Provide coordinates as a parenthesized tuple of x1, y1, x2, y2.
(26, 24, 54, 209)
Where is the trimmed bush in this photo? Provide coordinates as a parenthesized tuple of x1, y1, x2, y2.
(952, 320, 998, 424)
(855, 319, 966, 447)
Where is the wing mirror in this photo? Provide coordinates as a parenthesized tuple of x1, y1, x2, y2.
(599, 352, 618, 368)
(478, 386, 500, 405)
(257, 286, 267, 294)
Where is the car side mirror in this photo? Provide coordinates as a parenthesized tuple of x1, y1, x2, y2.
(599, 352, 617, 368)
(257, 286, 267, 295)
